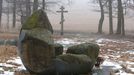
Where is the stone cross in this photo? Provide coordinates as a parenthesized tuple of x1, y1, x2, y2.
(57, 6, 68, 35)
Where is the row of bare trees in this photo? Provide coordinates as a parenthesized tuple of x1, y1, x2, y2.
(96, 0, 134, 36)
(0, 0, 64, 31)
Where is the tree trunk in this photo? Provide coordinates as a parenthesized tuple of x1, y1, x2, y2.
(42, 0, 46, 10)
(116, 0, 125, 36)
(7, 2, 10, 29)
(98, 0, 104, 34)
(0, 0, 3, 28)
(121, 13, 125, 36)
(13, 0, 16, 28)
(26, 0, 31, 18)
(33, 0, 38, 12)
(18, 0, 25, 25)
(116, 0, 122, 34)
(120, 0, 125, 36)
(109, 0, 113, 34)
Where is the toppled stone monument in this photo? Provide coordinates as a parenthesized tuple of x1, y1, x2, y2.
(18, 9, 100, 75)
(55, 54, 92, 75)
(18, 9, 55, 75)
(66, 43, 100, 69)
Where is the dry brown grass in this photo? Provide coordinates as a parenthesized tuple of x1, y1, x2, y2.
(0, 45, 17, 63)
(0, 33, 18, 39)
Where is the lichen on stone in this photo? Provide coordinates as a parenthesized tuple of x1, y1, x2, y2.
(57, 54, 91, 64)
(22, 9, 53, 33)
(66, 43, 100, 68)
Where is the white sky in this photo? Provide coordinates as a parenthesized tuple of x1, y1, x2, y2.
(48, 0, 101, 32)
(48, 0, 134, 32)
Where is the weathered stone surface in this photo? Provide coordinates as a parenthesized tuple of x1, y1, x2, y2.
(66, 43, 100, 68)
(55, 54, 92, 74)
(22, 9, 53, 33)
(18, 9, 55, 74)
(54, 43, 63, 56)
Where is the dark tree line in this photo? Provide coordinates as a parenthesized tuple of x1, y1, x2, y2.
(116, 0, 125, 35)
(0, 0, 66, 31)
(96, 0, 134, 36)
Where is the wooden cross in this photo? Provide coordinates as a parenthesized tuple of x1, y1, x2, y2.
(57, 6, 68, 35)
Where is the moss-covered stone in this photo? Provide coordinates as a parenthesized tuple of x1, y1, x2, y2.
(55, 54, 92, 74)
(18, 9, 55, 74)
(66, 43, 100, 68)
(20, 29, 53, 45)
(57, 54, 91, 64)
(22, 9, 53, 33)
(54, 43, 63, 56)
(19, 36, 55, 73)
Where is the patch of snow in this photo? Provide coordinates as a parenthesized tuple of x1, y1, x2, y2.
(3, 71, 14, 75)
(126, 50, 134, 54)
(56, 38, 82, 45)
(55, 38, 84, 49)
(7, 57, 26, 70)
(126, 61, 134, 65)
(128, 67, 134, 72)
(93, 73, 98, 75)
(101, 60, 122, 69)
(96, 38, 117, 43)
(118, 70, 133, 75)
(96, 38, 104, 43)
(0, 68, 4, 71)
(0, 57, 26, 75)
(97, 44, 105, 46)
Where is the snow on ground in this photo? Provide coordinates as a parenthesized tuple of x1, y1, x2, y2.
(0, 57, 25, 75)
(96, 38, 134, 75)
(0, 37, 134, 75)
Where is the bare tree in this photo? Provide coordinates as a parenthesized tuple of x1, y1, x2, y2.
(116, 0, 125, 36)
(42, 0, 46, 10)
(0, 0, 3, 27)
(98, 0, 105, 34)
(108, 0, 113, 34)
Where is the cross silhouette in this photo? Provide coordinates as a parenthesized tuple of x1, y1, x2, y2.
(57, 6, 68, 35)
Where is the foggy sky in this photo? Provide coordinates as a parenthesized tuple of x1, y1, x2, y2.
(48, 0, 134, 32)
(48, 0, 101, 32)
